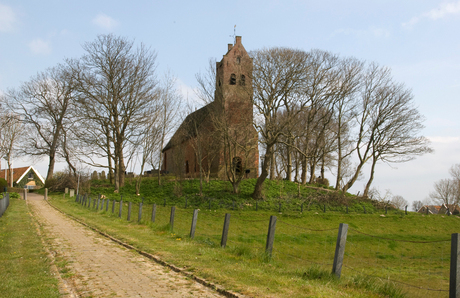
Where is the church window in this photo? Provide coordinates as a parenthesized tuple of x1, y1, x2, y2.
(230, 74, 236, 85)
(236, 57, 241, 64)
(232, 157, 242, 174)
(240, 75, 245, 86)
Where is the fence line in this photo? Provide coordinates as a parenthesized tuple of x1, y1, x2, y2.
(69, 194, 457, 297)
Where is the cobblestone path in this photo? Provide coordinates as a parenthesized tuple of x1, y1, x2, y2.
(27, 193, 222, 298)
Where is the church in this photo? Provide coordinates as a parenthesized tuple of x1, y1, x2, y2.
(162, 36, 259, 179)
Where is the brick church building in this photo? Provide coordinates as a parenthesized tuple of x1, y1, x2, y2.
(162, 36, 259, 179)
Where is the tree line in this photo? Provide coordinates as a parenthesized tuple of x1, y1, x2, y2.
(0, 34, 432, 199)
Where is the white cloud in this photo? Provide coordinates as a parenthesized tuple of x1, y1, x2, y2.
(92, 13, 118, 30)
(403, 1, 460, 28)
(0, 3, 16, 32)
(28, 38, 51, 55)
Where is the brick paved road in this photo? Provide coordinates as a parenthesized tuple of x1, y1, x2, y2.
(27, 193, 222, 298)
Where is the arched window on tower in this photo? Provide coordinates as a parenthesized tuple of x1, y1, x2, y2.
(240, 75, 246, 86)
(232, 157, 242, 174)
(230, 74, 236, 85)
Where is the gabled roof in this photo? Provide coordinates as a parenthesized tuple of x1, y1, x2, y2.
(162, 102, 215, 152)
(0, 166, 45, 184)
(417, 205, 440, 214)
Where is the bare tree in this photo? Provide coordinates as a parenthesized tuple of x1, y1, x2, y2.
(69, 34, 158, 191)
(391, 195, 408, 210)
(342, 63, 432, 195)
(0, 111, 24, 186)
(250, 47, 311, 200)
(429, 178, 458, 206)
(412, 200, 423, 211)
(155, 73, 182, 185)
(6, 65, 73, 180)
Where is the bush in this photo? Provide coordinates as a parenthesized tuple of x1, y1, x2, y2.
(315, 177, 329, 187)
(0, 178, 7, 191)
(9, 192, 20, 199)
(44, 172, 79, 192)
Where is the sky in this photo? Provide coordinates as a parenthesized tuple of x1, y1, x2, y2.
(0, 0, 459, 206)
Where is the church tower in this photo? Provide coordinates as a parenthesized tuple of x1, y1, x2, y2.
(214, 36, 253, 127)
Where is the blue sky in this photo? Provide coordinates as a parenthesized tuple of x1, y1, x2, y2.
(0, 0, 459, 205)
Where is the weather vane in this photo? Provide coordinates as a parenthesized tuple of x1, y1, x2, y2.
(229, 25, 236, 44)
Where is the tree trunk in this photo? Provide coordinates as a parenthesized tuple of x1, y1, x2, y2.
(363, 155, 378, 197)
(269, 151, 275, 180)
(342, 163, 365, 194)
(252, 146, 273, 200)
(286, 145, 292, 181)
(46, 150, 56, 181)
(308, 159, 317, 184)
(301, 156, 307, 185)
(7, 159, 13, 187)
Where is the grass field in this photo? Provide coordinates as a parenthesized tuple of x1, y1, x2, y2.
(48, 185, 460, 297)
(0, 196, 60, 298)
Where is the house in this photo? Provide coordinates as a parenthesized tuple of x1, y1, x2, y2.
(162, 36, 259, 179)
(0, 166, 45, 189)
(417, 204, 460, 215)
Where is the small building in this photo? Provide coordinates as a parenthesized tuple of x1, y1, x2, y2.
(0, 166, 45, 189)
(417, 204, 460, 215)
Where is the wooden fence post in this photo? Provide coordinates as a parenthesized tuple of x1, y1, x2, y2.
(221, 213, 231, 248)
(450, 233, 460, 297)
(190, 209, 199, 239)
(45, 188, 48, 200)
(127, 202, 132, 221)
(138, 198, 144, 223)
(151, 204, 157, 222)
(106, 199, 109, 212)
(119, 197, 123, 218)
(93, 197, 96, 209)
(405, 205, 408, 215)
(169, 206, 176, 232)
(265, 216, 277, 257)
(332, 223, 348, 278)
(88, 197, 91, 209)
(101, 199, 105, 210)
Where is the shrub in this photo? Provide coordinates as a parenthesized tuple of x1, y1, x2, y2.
(44, 172, 79, 192)
(315, 177, 329, 187)
(0, 178, 7, 191)
(9, 192, 20, 199)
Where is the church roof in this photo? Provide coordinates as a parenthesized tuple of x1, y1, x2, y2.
(162, 102, 215, 152)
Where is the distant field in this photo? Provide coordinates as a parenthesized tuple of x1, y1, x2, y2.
(0, 197, 60, 298)
(49, 186, 459, 297)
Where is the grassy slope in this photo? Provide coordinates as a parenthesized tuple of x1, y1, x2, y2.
(45, 178, 459, 297)
(0, 197, 60, 298)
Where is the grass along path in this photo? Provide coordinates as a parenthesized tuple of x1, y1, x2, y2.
(49, 193, 460, 297)
(0, 197, 60, 298)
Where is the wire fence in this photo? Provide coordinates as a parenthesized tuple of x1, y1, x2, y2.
(71, 193, 456, 297)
